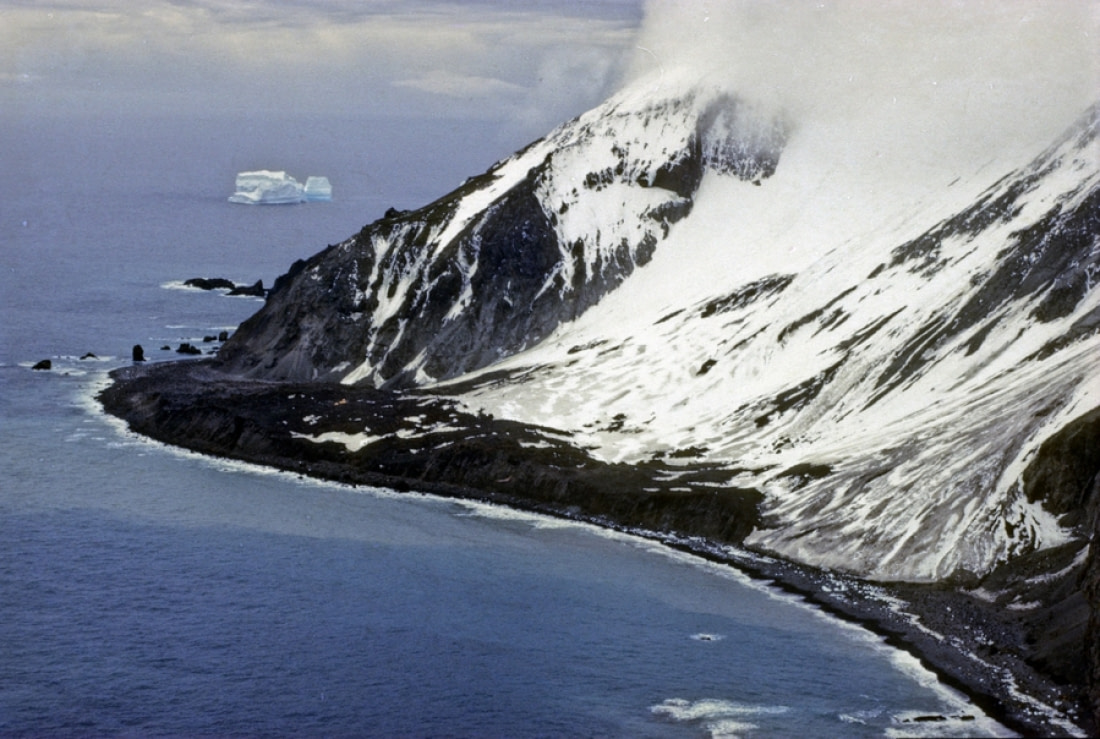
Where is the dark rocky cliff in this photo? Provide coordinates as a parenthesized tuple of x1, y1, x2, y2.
(217, 92, 787, 387)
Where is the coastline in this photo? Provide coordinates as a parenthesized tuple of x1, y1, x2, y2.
(98, 359, 1093, 737)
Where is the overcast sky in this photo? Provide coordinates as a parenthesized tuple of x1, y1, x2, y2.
(2, 0, 644, 142)
(8, 2, 1098, 127)
(4, 0, 1097, 196)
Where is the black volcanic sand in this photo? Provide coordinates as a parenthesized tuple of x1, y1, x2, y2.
(99, 359, 1094, 736)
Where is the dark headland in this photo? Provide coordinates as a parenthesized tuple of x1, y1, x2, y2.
(100, 358, 1100, 737)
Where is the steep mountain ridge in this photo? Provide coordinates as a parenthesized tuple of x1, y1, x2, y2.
(217, 85, 788, 387)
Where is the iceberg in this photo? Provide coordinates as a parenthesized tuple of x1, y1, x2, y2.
(228, 171, 332, 205)
(303, 176, 332, 202)
(229, 170, 304, 205)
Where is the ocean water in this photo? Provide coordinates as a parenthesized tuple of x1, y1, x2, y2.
(1, 115, 1010, 737)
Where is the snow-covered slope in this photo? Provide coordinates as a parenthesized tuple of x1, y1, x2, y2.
(219, 75, 1099, 583)
(449, 101, 1100, 581)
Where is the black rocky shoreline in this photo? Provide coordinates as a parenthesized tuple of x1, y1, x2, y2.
(99, 358, 1095, 737)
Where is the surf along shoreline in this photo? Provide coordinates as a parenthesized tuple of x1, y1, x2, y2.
(98, 358, 1092, 736)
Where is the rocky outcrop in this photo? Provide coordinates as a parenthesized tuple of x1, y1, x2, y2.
(1020, 408, 1100, 727)
(184, 277, 237, 291)
(184, 277, 266, 297)
(227, 280, 264, 297)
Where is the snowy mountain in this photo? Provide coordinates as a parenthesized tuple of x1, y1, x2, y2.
(218, 85, 788, 387)
(218, 80, 1100, 588)
(451, 98, 1100, 583)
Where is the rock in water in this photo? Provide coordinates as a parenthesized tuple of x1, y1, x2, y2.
(184, 277, 236, 291)
(132, 345, 145, 362)
(227, 280, 264, 297)
(31, 359, 51, 370)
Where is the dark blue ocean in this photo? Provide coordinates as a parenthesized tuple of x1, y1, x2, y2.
(0, 115, 1009, 737)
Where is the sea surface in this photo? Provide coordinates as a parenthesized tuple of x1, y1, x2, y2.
(1, 115, 1010, 737)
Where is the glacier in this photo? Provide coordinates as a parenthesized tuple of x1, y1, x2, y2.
(228, 170, 331, 205)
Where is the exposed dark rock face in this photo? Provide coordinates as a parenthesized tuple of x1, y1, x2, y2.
(1089, 508, 1100, 727)
(1018, 408, 1100, 728)
(132, 345, 145, 362)
(32, 359, 51, 371)
(1024, 408, 1100, 528)
(216, 92, 789, 388)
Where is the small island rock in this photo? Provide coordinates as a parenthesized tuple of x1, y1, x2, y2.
(228, 280, 265, 297)
(184, 277, 236, 291)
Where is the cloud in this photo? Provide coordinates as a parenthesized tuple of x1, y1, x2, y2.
(393, 69, 525, 99)
(1, 0, 642, 136)
(506, 44, 627, 133)
(625, 0, 1100, 171)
